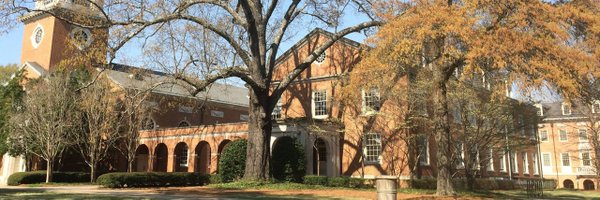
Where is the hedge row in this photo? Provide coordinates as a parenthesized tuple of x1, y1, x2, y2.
(96, 172, 210, 188)
(7, 171, 90, 186)
(304, 175, 373, 188)
(409, 178, 557, 190)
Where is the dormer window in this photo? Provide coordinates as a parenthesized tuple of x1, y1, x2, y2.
(535, 104, 543, 116)
(592, 101, 600, 114)
(562, 103, 571, 115)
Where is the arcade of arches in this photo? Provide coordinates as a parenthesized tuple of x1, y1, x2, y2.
(133, 124, 340, 176)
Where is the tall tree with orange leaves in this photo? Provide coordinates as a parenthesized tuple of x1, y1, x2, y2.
(354, 0, 600, 195)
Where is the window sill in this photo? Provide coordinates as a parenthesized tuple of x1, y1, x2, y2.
(365, 161, 381, 165)
(313, 115, 329, 120)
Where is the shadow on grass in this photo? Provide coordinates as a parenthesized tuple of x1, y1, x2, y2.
(0, 187, 358, 200)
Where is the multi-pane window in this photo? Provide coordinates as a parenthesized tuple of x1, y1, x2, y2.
(582, 152, 591, 166)
(593, 102, 600, 113)
(510, 152, 518, 173)
(499, 153, 506, 171)
(579, 129, 588, 141)
(364, 133, 382, 163)
(142, 118, 155, 130)
(455, 142, 464, 168)
(561, 153, 570, 166)
(178, 121, 190, 127)
(272, 99, 282, 120)
(313, 90, 328, 117)
(362, 88, 381, 114)
(542, 153, 551, 167)
(562, 103, 572, 115)
(532, 153, 539, 174)
(522, 152, 529, 174)
(179, 146, 188, 167)
(418, 136, 429, 165)
(486, 149, 494, 171)
(539, 130, 548, 142)
(559, 130, 568, 141)
(535, 104, 543, 116)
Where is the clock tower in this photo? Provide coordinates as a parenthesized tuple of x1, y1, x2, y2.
(19, 0, 106, 73)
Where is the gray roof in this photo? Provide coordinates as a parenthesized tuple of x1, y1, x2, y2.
(539, 102, 591, 121)
(105, 64, 249, 107)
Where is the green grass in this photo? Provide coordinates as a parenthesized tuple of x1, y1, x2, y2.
(210, 181, 342, 190)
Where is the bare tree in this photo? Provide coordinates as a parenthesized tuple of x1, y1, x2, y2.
(0, 0, 383, 180)
(9, 73, 81, 183)
(75, 75, 122, 181)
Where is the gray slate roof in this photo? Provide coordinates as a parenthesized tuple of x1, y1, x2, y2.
(539, 102, 591, 120)
(106, 64, 249, 107)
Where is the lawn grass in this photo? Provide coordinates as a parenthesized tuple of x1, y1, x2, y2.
(209, 181, 357, 190)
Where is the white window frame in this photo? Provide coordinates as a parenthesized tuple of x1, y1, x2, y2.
(363, 133, 382, 164)
(511, 152, 518, 173)
(240, 114, 249, 121)
(561, 152, 570, 167)
(177, 120, 190, 127)
(562, 103, 572, 115)
(179, 145, 189, 167)
(542, 153, 552, 167)
(581, 151, 591, 166)
(532, 152, 539, 175)
(455, 142, 465, 168)
(272, 99, 282, 120)
(559, 130, 568, 142)
(361, 88, 381, 115)
(579, 129, 588, 142)
(312, 90, 328, 119)
(486, 149, 494, 171)
(539, 130, 549, 142)
(523, 152, 529, 174)
(535, 104, 543, 116)
(593, 100, 600, 113)
(418, 136, 430, 166)
(499, 153, 506, 172)
(178, 106, 193, 113)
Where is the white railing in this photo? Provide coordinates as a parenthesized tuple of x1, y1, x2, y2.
(35, 0, 93, 11)
(577, 167, 596, 175)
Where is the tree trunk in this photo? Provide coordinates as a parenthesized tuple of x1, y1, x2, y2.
(91, 165, 96, 183)
(46, 159, 53, 183)
(128, 156, 134, 173)
(243, 91, 272, 181)
(432, 68, 455, 196)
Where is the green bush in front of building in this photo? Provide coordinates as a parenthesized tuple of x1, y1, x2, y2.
(95, 172, 210, 188)
(271, 137, 306, 183)
(218, 139, 247, 182)
(7, 171, 90, 185)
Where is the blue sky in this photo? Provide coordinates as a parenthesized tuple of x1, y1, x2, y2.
(0, 26, 23, 66)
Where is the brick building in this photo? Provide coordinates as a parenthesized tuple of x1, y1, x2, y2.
(535, 102, 599, 190)
(1, 0, 545, 187)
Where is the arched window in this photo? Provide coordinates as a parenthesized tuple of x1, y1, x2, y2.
(142, 118, 155, 130)
(178, 121, 190, 127)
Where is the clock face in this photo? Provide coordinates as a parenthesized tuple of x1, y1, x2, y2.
(30, 24, 44, 48)
(70, 27, 93, 50)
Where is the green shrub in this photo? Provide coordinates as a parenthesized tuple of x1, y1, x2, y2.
(328, 177, 350, 187)
(271, 137, 306, 182)
(349, 178, 369, 188)
(7, 171, 90, 186)
(96, 172, 210, 188)
(218, 139, 247, 182)
(304, 175, 328, 185)
(409, 178, 437, 189)
(209, 174, 222, 184)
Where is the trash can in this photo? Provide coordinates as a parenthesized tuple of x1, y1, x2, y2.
(376, 176, 398, 200)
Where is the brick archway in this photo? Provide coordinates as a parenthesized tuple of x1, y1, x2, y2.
(195, 141, 211, 174)
(134, 144, 149, 172)
(174, 142, 189, 172)
(153, 143, 168, 172)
